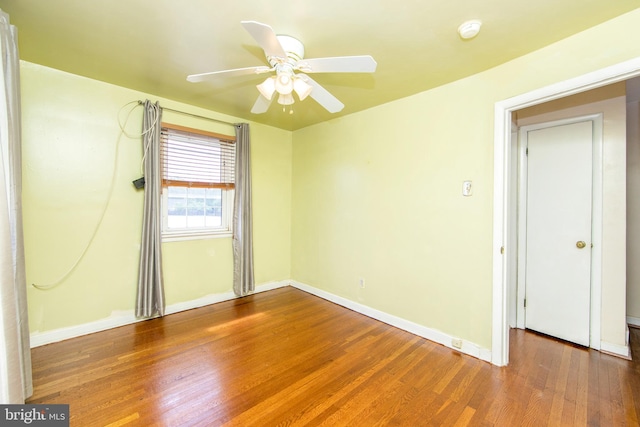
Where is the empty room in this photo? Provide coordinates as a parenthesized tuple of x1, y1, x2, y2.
(1, 1, 640, 426)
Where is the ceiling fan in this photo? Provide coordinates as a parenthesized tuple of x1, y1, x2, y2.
(187, 21, 377, 114)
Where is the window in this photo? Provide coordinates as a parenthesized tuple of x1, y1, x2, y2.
(160, 123, 235, 240)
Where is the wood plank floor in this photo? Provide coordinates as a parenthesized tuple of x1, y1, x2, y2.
(27, 287, 640, 426)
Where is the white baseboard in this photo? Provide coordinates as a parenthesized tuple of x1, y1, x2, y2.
(34, 279, 625, 364)
(627, 316, 640, 328)
(600, 340, 631, 360)
(30, 279, 493, 364)
(290, 281, 492, 363)
(29, 280, 289, 348)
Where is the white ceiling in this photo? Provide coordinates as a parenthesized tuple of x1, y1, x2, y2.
(0, 0, 638, 130)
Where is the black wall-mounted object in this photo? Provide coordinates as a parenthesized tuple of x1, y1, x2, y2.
(132, 177, 145, 189)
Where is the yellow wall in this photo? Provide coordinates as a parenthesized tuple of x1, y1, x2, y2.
(21, 62, 292, 333)
(291, 9, 640, 350)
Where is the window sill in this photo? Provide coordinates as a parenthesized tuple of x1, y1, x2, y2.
(162, 229, 232, 242)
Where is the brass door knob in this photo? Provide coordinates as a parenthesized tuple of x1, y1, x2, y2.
(576, 241, 586, 249)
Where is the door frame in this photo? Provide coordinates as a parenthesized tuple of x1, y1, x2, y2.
(491, 56, 640, 366)
(515, 115, 603, 349)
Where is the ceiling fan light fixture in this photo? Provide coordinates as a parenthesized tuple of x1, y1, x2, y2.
(257, 76, 276, 100)
(190, 21, 377, 114)
(293, 77, 312, 101)
(277, 93, 295, 106)
(275, 73, 294, 95)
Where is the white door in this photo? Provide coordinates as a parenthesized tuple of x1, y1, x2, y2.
(523, 119, 593, 346)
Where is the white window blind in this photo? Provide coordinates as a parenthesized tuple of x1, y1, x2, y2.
(160, 123, 236, 189)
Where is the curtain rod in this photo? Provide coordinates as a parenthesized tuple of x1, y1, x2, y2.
(137, 100, 237, 127)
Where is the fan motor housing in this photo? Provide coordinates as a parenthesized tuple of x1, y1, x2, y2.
(269, 35, 305, 66)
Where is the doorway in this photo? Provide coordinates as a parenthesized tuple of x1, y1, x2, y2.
(516, 115, 603, 347)
(491, 57, 640, 366)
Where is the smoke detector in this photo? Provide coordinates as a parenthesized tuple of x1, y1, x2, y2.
(458, 20, 482, 40)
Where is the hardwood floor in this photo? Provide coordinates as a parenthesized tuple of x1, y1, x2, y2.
(27, 287, 640, 426)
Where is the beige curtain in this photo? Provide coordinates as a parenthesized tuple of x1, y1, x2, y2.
(232, 123, 254, 296)
(136, 100, 165, 318)
(0, 9, 33, 402)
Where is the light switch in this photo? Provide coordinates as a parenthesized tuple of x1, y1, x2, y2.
(462, 180, 473, 196)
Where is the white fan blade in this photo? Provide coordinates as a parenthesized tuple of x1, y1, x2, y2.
(241, 21, 287, 59)
(251, 94, 272, 114)
(187, 66, 270, 83)
(300, 75, 344, 113)
(297, 56, 377, 73)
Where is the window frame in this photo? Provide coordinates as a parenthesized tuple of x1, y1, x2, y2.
(159, 123, 236, 242)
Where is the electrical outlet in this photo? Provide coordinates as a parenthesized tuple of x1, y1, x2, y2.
(359, 278, 365, 288)
(451, 338, 463, 349)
